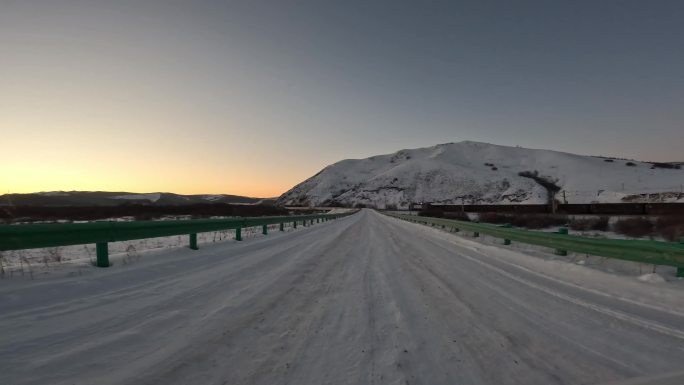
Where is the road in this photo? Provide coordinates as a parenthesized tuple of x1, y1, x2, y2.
(1, 209, 684, 385)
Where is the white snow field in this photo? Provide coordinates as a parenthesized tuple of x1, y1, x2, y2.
(1, 210, 684, 385)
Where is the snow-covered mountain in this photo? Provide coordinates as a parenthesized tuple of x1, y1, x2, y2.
(277, 141, 684, 208)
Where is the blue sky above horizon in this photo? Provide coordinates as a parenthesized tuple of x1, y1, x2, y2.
(2, 0, 683, 195)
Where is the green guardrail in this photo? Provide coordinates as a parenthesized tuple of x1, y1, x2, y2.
(384, 212, 684, 277)
(0, 211, 357, 267)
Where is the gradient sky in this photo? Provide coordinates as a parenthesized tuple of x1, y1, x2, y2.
(2, 0, 683, 197)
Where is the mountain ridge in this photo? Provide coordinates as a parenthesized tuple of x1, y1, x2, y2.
(0, 191, 275, 207)
(277, 141, 684, 208)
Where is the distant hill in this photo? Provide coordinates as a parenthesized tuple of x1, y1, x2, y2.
(0, 191, 276, 207)
(277, 141, 684, 208)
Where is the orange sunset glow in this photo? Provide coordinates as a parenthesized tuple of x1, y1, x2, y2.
(2, 1, 683, 198)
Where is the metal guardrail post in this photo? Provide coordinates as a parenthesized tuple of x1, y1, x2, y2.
(189, 233, 198, 250)
(293, 221, 297, 229)
(96, 242, 109, 267)
(473, 232, 479, 237)
(555, 227, 568, 255)
(500, 224, 512, 245)
(280, 222, 284, 231)
(262, 225, 268, 235)
(679, 238, 684, 277)
(235, 228, 242, 241)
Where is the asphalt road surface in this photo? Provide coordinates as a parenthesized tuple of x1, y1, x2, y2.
(1, 209, 684, 385)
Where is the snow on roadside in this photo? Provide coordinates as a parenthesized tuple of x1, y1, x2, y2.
(637, 273, 666, 283)
(384, 214, 684, 315)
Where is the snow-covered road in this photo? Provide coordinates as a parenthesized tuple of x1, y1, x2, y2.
(1, 209, 684, 385)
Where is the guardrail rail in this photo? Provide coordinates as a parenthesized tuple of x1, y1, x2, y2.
(0, 211, 357, 267)
(383, 212, 684, 277)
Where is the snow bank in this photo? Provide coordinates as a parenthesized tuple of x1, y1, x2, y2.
(637, 273, 666, 283)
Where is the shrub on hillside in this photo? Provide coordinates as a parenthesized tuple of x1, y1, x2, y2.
(614, 217, 654, 238)
(443, 211, 471, 221)
(625, 162, 636, 167)
(591, 216, 610, 231)
(513, 214, 568, 229)
(654, 216, 684, 242)
(568, 218, 592, 231)
(478, 213, 568, 229)
(418, 208, 440, 217)
(650, 162, 681, 170)
(418, 207, 440, 216)
(478, 213, 511, 224)
(569, 216, 609, 231)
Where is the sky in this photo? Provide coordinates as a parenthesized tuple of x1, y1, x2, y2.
(2, 0, 683, 197)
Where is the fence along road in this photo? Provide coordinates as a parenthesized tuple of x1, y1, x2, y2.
(384, 212, 684, 276)
(1, 209, 684, 385)
(0, 212, 354, 267)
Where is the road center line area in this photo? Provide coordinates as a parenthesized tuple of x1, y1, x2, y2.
(1, 210, 683, 385)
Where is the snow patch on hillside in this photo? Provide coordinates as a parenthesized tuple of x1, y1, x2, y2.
(202, 195, 224, 201)
(37, 191, 70, 196)
(111, 193, 162, 202)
